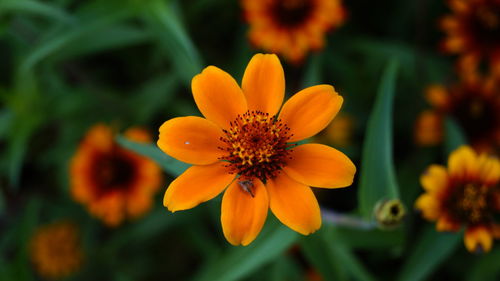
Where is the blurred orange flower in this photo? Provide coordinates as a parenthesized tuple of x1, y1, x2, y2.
(242, 0, 346, 63)
(315, 113, 354, 147)
(440, 0, 500, 76)
(415, 75, 500, 152)
(415, 146, 500, 253)
(30, 221, 83, 279)
(70, 124, 162, 226)
(414, 110, 444, 146)
(158, 54, 356, 245)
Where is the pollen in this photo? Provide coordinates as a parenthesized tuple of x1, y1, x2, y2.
(219, 111, 294, 182)
(454, 183, 491, 224)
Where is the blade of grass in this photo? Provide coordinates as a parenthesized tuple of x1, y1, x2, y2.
(116, 136, 189, 177)
(144, 0, 203, 85)
(466, 248, 500, 281)
(326, 226, 377, 281)
(192, 219, 299, 281)
(397, 226, 461, 281)
(444, 117, 467, 154)
(0, 0, 74, 23)
(52, 25, 152, 62)
(358, 60, 400, 220)
(300, 231, 347, 281)
(19, 9, 132, 74)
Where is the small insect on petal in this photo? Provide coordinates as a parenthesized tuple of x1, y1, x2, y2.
(238, 180, 255, 197)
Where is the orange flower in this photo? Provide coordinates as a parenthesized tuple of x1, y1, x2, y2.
(440, 0, 500, 76)
(158, 54, 356, 245)
(30, 221, 83, 279)
(415, 76, 500, 151)
(242, 0, 346, 63)
(70, 124, 162, 226)
(415, 146, 500, 253)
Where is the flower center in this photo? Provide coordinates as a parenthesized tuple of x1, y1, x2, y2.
(219, 111, 293, 182)
(447, 182, 494, 225)
(92, 151, 136, 191)
(452, 93, 498, 144)
(271, 0, 314, 28)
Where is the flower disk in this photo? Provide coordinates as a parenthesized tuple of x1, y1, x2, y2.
(70, 124, 162, 226)
(415, 146, 500, 253)
(219, 111, 293, 182)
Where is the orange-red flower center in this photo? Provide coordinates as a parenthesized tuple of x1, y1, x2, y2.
(271, 0, 314, 27)
(91, 150, 136, 192)
(451, 93, 498, 143)
(446, 182, 496, 225)
(219, 111, 293, 183)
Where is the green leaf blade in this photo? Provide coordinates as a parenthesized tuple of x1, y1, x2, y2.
(397, 226, 461, 281)
(116, 136, 189, 177)
(358, 60, 400, 220)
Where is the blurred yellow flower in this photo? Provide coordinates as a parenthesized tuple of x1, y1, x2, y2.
(158, 53, 356, 245)
(70, 124, 162, 226)
(30, 221, 83, 279)
(440, 0, 500, 76)
(242, 0, 346, 63)
(415, 146, 500, 253)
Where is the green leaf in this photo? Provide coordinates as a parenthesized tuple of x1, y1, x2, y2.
(269, 256, 303, 281)
(129, 72, 179, 124)
(116, 136, 189, 176)
(51, 25, 152, 62)
(19, 10, 132, 73)
(301, 53, 323, 88)
(102, 208, 187, 254)
(144, 0, 203, 85)
(326, 227, 377, 281)
(397, 226, 461, 281)
(444, 117, 467, 155)
(467, 248, 500, 281)
(192, 220, 299, 281)
(300, 226, 378, 281)
(0, 0, 74, 23)
(358, 60, 400, 220)
(300, 231, 347, 281)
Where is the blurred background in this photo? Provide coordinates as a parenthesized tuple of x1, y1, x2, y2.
(1, 0, 499, 280)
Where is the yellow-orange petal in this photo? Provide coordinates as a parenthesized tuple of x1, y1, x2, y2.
(448, 146, 478, 180)
(279, 85, 343, 142)
(283, 144, 356, 188)
(464, 226, 493, 253)
(267, 173, 321, 235)
(163, 162, 235, 212)
(420, 165, 449, 193)
(192, 66, 247, 129)
(242, 54, 285, 115)
(415, 194, 441, 221)
(158, 116, 225, 165)
(436, 215, 461, 232)
(221, 178, 269, 246)
(476, 153, 500, 184)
